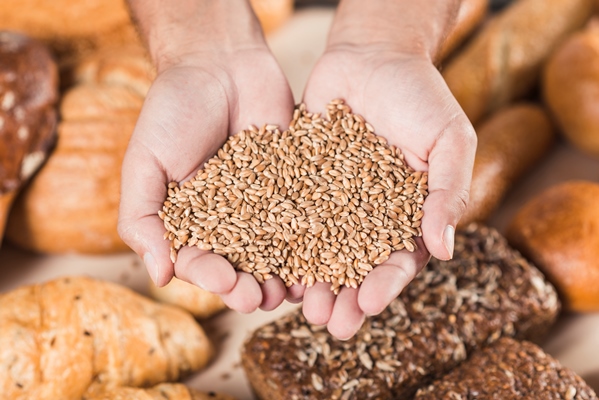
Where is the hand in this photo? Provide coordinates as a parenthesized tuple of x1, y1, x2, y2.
(299, 44, 476, 339)
(118, 45, 296, 313)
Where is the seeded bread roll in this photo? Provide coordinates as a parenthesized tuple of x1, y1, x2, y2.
(506, 181, 599, 312)
(149, 278, 227, 319)
(443, 0, 594, 125)
(543, 25, 599, 157)
(83, 383, 236, 400)
(0, 32, 58, 243)
(241, 224, 560, 400)
(0, 276, 212, 400)
(438, 0, 488, 61)
(414, 337, 597, 399)
(459, 103, 555, 227)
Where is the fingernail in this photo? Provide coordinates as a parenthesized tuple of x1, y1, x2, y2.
(144, 252, 160, 286)
(443, 225, 455, 260)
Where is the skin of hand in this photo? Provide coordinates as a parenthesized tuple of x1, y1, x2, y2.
(118, 0, 296, 313)
(297, 0, 477, 339)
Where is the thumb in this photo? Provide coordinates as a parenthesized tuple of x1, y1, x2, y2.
(421, 116, 476, 260)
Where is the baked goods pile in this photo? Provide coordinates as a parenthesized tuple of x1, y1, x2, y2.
(1, 0, 599, 398)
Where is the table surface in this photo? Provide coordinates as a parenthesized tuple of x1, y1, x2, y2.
(1, 8, 599, 399)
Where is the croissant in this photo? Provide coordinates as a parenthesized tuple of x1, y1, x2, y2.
(0, 276, 212, 400)
(83, 383, 235, 400)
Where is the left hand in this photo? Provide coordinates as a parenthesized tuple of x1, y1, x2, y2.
(297, 44, 477, 339)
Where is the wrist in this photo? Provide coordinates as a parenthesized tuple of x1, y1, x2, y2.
(328, 0, 461, 61)
(128, 0, 267, 72)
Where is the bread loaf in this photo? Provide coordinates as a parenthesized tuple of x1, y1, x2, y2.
(459, 103, 555, 227)
(506, 181, 599, 312)
(443, 0, 594, 125)
(438, 0, 488, 61)
(543, 25, 599, 156)
(415, 337, 597, 399)
(83, 384, 235, 400)
(5, 44, 153, 254)
(149, 278, 227, 319)
(242, 224, 559, 399)
(0, 276, 212, 400)
(0, 32, 58, 243)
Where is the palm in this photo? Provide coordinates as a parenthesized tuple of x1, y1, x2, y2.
(301, 48, 476, 338)
(119, 49, 295, 313)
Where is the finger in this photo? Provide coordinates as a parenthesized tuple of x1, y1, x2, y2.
(422, 115, 476, 260)
(259, 276, 287, 311)
(118, 143, 174, 287)
(327, 287, 365, 340)
(302, 282, 335, 326)
(220, 272, 263, 314)
(358, 238, 430, 316)
(174, 247, 237, 294)
(285, 284, 306, 304)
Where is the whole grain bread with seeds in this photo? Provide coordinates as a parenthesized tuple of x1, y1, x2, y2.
(160, 100, 428, 293)
(241, 224, 560, 400)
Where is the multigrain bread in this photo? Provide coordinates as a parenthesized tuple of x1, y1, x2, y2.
(443, 0, 594, 125)
(241, 224, 560, 400)
(414, 337, 597, 399)
(506, 181, 599, 312)
(149, 278, 227, 319)
(83, 383, 235, 400)
(0, 276, 212, 400)
(0, 32, 58, 243)
(5, 44, 153, 254)
(543, 24, 599, 157)
(459, 103, 555, 227)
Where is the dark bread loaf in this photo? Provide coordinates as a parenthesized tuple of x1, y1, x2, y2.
(0, 31, 58, 242)
(414, 337, 597, 399)
(241, 224, 560, 400)
(443, 0, 594, 125)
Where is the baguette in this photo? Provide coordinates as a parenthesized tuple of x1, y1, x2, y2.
(443, 0, 594, 125)
(459, 103, 555, 227)
(438, 0, 488, 61)
(0, 276, 212, 400)
(149, 278, 227, 319)
(543, 25, 599, 156)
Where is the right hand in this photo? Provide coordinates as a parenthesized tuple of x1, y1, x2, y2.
(118, 44, 296, 314)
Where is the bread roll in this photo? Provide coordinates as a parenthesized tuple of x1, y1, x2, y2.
(251, 0, 294, 34)
(5, 45, 152, 254)
(439, 0, 488, 61)
(0, 32, 58, 243)
(543, 26, 599, 156)
(0, 276, 212, 400)
(506, 181, 599, 312)
(443, 0, 594, 125)
(459, 104, 555, 227)
(149, 278, 227, 319)
(83, 383, 236, 400)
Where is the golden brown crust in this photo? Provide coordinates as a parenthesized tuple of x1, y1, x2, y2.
(149, 278, 227, 320)
(459, 103, 555, 227)
(83, 383, 236, 400)
(439, 0, 488, 61)
(543, 26, 599, 156)
(506, 181, 599, 312)
(443, 0, 594, 125)
(0, 277, 212, 400)
(250, 0, 294, 35)
(5, 45, 153, 254)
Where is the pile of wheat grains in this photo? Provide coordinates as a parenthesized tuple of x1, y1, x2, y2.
(159, 99, 428, 293)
